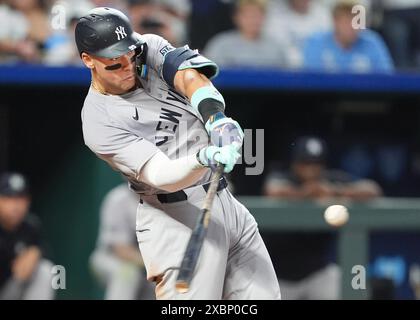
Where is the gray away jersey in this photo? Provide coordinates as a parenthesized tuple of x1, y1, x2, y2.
(81, 34, 213, 195)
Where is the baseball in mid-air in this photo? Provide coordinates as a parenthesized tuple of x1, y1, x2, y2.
(324, 205, 349, 227)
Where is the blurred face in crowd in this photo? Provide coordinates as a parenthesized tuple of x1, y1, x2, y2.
(82, 50, 138, 95)
(292, 161, 324, 182)
(92, 0, 113, 6)
(0, 196, 30, 231)
(334, 10, 360, 49)
(289, 0, 311, 14)
(9, 0, 40, 11)
(234, 3, 266, 40)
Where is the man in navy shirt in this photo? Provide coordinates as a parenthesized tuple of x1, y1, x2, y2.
(0, 172, 54, 300)
(303, 0, 394, 73)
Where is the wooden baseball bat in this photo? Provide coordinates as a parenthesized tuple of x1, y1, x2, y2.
(175, 164, 225, 293)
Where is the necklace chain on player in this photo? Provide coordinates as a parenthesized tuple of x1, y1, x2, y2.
(91, 81, 140, 95)
(91, 81, 109, 95)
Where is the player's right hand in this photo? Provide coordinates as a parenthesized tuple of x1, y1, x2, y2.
(198, 143, 241, 173)
(206, 114, 244, 149)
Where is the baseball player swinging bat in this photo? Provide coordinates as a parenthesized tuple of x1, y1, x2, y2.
(175, 163, 225, 293)
(77, 7, 280, 299)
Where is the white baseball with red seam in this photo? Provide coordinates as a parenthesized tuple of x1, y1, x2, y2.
(324, 205, 349, 227)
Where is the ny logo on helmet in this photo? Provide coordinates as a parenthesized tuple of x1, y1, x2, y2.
(115, 26, 127, 41)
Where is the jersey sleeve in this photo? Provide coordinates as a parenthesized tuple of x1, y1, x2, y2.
(141, 33, 175, 75)
(142, 33, 219, 85)
(82, 104, 159, 181)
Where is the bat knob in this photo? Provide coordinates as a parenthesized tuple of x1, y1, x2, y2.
(175, 281, 190, 293)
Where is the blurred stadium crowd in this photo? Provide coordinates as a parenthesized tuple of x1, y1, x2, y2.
(2, 0, 420, 71)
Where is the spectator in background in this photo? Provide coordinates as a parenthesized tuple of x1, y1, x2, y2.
(380, 0, 420, 69)
(0, 172, 54, 300)
(189, 0, 235, 51)
(322, 0, 371, 11)
(264, 0, 332, 68)
(90, 0, 129, 12)
(43, 1, 93, 65)
(263, 136, 382, 299)
(303, 0, 394, 73)
(204, 0, 287, 68)
(154, 0, 190, 19)
(89, 183, 155, 300)
(8, 0, 51, 53)
(0, 1, 40, 63)
(128, 0, 187, 47)
(147, 0, 190, 44)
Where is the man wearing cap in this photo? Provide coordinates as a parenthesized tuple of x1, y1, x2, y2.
(0, 172, 54, 300)
(264, 136, 382, 200)
(263, 136, 382, 299)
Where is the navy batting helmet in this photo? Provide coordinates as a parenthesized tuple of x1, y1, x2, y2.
(75, 7, 145, 58)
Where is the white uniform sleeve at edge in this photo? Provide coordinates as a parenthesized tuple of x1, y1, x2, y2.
(140, 151, 206, 192)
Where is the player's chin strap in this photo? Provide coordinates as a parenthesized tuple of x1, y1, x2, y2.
(135, 42, 148, 80)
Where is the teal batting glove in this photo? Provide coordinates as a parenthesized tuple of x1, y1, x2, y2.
(205, 112, 244, 149)
(198, 143, 241, 173)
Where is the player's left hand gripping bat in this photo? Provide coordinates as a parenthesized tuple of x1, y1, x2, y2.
(175, 163, 225, 293)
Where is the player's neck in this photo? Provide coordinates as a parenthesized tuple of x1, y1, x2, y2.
(91, 79, 109, 95)
(91, 75, 140, 96)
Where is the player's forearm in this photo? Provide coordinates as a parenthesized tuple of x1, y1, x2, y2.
(139, 151, 207, 192)
(338, 187, 381, 200)
(12, 246, 41, 281)
(336, 181, 383, 200)
(264, 186, 306, 199)
(174, 69, 225, 123)
(112, 244, 144, 267)
(174, 68, 212, 99)
(17, 246, 41, 266)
